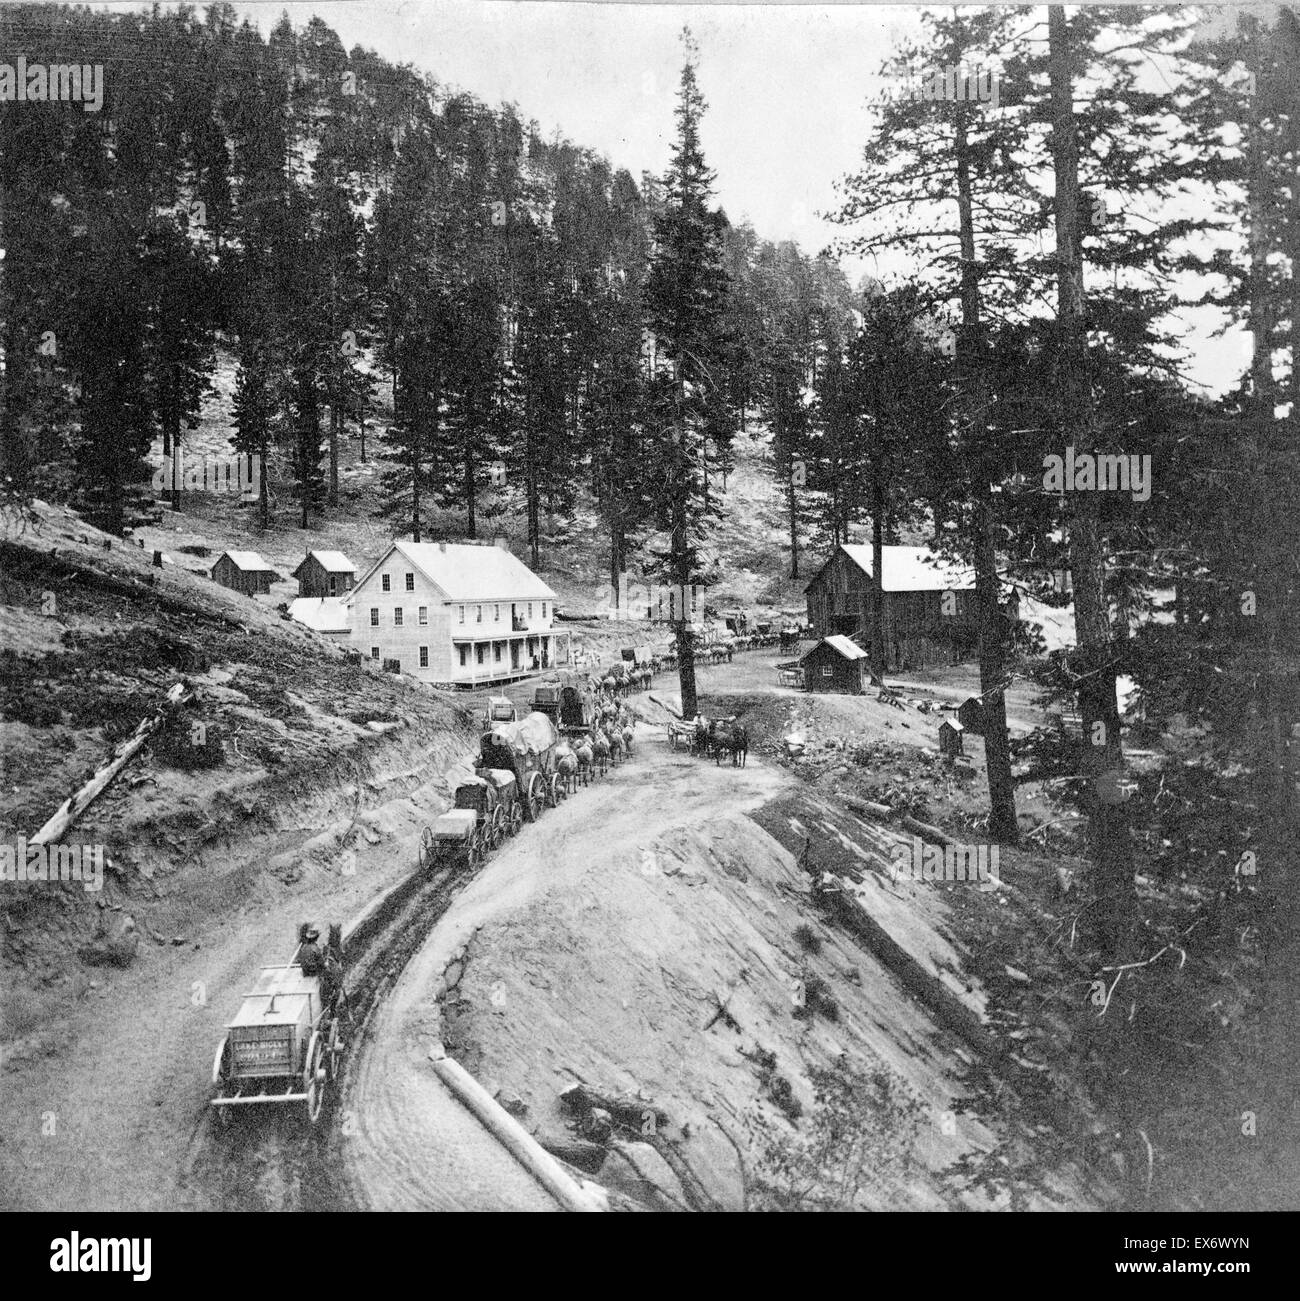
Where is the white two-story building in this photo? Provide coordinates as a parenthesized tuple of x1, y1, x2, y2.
(347, 539, 568, 685)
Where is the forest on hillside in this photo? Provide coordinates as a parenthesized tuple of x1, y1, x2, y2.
(1, 2, 1298, 970)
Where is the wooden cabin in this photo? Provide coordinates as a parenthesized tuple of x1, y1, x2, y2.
(939, 718, 965, 756)
(210, 550, 279, 596)
(803, 543, 978, 671)
(801, 635, 870, 695)
(957, 696, 986, 735)
(292, 550, 356, 599)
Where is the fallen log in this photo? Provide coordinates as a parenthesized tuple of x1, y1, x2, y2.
(898, 813, 959, 847)
(429, 1043, 606, 1212)
(818, 889, 1004, 1067)
(31, 682, 190, 847)
(847, 798, 893, 820)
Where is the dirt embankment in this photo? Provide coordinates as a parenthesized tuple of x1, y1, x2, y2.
(0, 505, 486, 1210)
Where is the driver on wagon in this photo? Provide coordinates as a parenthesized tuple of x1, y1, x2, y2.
(297, 923, 325, 975)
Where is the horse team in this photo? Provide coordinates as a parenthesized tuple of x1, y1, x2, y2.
(571, 695, 638, 787)
(670, 714, 750, 767)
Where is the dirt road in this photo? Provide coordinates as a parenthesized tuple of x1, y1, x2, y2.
(341, 711, 787, 1210)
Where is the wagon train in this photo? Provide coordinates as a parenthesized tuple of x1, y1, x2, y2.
(419, 767, 523, 874)
(210, 924, 348, 1127)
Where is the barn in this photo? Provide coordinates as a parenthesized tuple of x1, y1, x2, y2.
(803, 544, 977, 671)
(292, 550, 356, 599)
(801, 635, 870, 695)
(210, 550, 279, 596)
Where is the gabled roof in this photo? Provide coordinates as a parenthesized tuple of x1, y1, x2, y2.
(292, 550, 355, 577)
(288, 597, 350, 633)
(804, 544, 975, 593)
(351, 540, 556, 603)
(213, 550, 277, 575)
(802, 635, 869, 662)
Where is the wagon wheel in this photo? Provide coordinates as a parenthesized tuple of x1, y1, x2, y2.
(491, 805, 507, 848)
(466, 829, 483, 869)
(324, 1018, 344, 1082)
(211, 1037, 232, 1128)
(303, 1031, 326, 1125)
(546, 773, 561, 808)
(525, 773, 545, 822)
(509, 802, 524, 836)
(419, 826, 435, 874)
(211, 1035, 230, 1088)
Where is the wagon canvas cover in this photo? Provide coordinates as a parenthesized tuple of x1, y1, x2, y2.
(486, 712, 559, 757)
(432, 809, 478, 839)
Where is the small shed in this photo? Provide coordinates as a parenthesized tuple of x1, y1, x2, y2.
(939, 717, 965, 756)
(292, 549, 357, 599)
(211, 550, 279, 596)
(801, 635, 869, 695)
(287, 596, 351, 642)
(957, 695, 986, 735)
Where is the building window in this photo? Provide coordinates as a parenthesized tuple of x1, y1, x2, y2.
(542, 602, 547, 618)
(494, 604, 500, 622)
(329, 576, 337, 596)
(418, 606, 428, 626)
(381, 574, 391, 592)
(370, 608, 379, 627)
(821, 664, 833, 677)
(476, 644, 486, 664)
(394, 607, 403, 627)
(405, 572, 415, 591)
(527, 602, 533, 618)
(459, 605, 465, 624)
(371, 646, 379, 660)
(419, 646, 429, 668)
(476, 605, 483, 623)
(458, 645, 469, 667)
(494, 643, 502, 662)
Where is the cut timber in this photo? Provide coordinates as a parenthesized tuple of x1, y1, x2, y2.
(848, 798, 893, 819)
(899, 813, 958, 848)
(428, 1043, 606, 1212)
(31, 682, 191, 847)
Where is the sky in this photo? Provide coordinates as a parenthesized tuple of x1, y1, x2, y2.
(225, 0, 918, 259)
(101, 1, 1272, 395)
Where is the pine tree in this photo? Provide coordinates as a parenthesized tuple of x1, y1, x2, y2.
(644, 30, 732, 720)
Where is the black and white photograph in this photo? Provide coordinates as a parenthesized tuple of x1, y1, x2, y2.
(0, 0, 1295, 1251)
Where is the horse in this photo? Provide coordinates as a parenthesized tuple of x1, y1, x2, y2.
(557, 748, 579, 795)
(621, 724, 635, 756)
(324, 923, 349, 1020)
(607, 728, 624, 765)
(592, 731, 610, 776)
(713, 723, 749, 767)
(576, 740, 594, 786)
